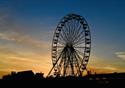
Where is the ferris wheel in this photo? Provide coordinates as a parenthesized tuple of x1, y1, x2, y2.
(47, 14, 91, 77)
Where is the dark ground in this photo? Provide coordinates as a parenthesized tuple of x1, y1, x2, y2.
(0, 70, 125, 88)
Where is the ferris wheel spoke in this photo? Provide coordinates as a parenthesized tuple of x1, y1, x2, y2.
(58, 57, 64, 72)
(73, 35, 85, 44)
(58, 40, 66, 46)
(57, 46, 65, 48)
(74, 46, 85, 48)
(71, 20, 80, 42)
(73, 39, 85, 46)
(62, 26, 70, 42)
(74, 23, 85, 38)
(57, 47, 64, 54)
(71, 19, 77, 36)
(73, 52, 81, 74)
(68, 21, 72, 36)
(58, 39, 66, 45)
(66, 27, 71, 42)
(48, 49, 64, 76)
(73, 29, 84, 42)
(57, 49, 64, 57)
(73, 30, 85, 43)
(67, 19, 77, 41)
(73, 34, 85, 45)
(58, 33, 66, 43)
(74, 46, 84, 49)
(65, 21, 70, 35)
(73, 40, 85, 46)
(61, 32, 68, 43)
(66, 20, 74, 42)
(62, 52, 69, 76)
(68, 29, 73, 42)
(73, 19, 79, 30)
(74, 21, 81, 37)
(68, 19, 79, 43)
(64, 21, 71, 37)
(59, 32, 68, 43)
(72, 24, 82, 42)
(57, 47, 63, 51)
(68, 20, 74, 42)
(74, 51, 83, 64)
(70, 19, 75, 35)
(75, 49, 84, 57)
(64, 22, 71, 39)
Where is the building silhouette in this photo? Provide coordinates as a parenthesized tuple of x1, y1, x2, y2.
(2, 70, 44, 80)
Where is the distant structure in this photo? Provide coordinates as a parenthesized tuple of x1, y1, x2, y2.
(2, 70, 44, 80)
(47, 14, 91, 77)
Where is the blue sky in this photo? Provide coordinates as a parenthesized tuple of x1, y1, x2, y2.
(0, 0, 125, 77)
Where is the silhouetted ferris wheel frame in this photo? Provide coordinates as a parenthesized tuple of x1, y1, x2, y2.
(48, 14, 91, 77)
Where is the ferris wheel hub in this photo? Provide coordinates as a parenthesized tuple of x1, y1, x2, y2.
(66, 43, 73, 47)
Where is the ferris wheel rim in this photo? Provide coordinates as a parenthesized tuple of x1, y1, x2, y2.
(51, 13, 91, 76)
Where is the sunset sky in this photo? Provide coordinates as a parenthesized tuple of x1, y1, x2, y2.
(0, 0, 125, 78)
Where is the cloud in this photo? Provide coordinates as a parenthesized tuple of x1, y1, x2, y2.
(115, 52, 125, 60)
(0, 32, 49, 49)
(88, 55, 119, 74)
(88, 63, 117, 73)
(92, 66, 117, 71)
(88, 66, 117, 74)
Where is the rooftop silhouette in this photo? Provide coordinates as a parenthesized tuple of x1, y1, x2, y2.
(2, 70, 44, 81)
